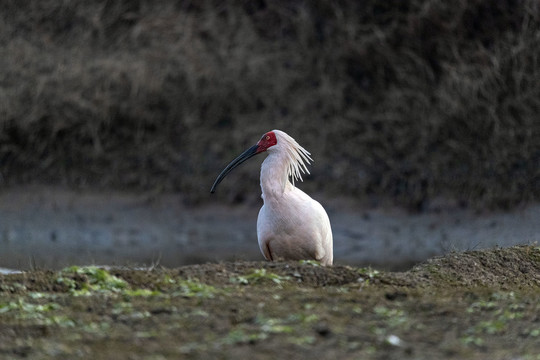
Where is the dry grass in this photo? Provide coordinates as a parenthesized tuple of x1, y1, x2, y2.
(0, 0, 538, 208)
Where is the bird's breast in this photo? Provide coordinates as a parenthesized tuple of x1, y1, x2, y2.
(259, 189, 319, 235)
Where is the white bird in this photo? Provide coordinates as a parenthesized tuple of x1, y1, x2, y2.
(211, 130, 333, 265)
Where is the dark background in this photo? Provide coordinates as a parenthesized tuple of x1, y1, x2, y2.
(1, 0, 539, 209)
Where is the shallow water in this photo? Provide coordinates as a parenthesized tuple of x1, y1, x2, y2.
(1, 186, 539, 271)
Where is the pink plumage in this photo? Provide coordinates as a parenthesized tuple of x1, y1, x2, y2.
(211, 130, 333, 265)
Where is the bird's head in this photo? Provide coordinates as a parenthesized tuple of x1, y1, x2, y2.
(210, 130, 311, 193)
(210, 131, 276, 193)
(255, 131, 278, 153)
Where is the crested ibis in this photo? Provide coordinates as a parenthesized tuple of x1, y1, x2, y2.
(210, 130, 333, 265)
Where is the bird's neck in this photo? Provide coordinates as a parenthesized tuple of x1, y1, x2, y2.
(260, 152, 292, 201)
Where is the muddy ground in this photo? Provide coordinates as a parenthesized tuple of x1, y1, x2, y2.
(0, 245, 539, 359)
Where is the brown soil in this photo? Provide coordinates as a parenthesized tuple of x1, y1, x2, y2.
(1, 245, 539, 359)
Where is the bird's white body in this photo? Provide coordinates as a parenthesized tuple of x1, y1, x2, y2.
(256, 130, 333, 265)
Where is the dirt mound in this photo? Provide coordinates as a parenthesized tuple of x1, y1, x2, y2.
(385, 245, 540, 288)
(2, 246, 540, 359)
(175, 261, 361, 287)
(136, 245, 540, 289)
(3, 246, 538, 293)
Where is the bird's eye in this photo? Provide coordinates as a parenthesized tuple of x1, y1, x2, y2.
(265, 135, 270, 140)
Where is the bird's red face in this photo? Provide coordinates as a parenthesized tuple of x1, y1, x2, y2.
(256, 131, 277, 153)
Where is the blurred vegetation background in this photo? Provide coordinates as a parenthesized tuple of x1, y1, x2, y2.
(0, 0, 538, 209)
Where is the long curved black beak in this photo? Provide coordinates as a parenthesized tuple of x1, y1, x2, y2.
(210, 144, 259, 193)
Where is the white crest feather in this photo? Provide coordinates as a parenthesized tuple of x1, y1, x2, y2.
(273, 130, 313, 187)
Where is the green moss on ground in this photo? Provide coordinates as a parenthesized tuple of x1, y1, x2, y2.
(0, 245, 539, 359)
